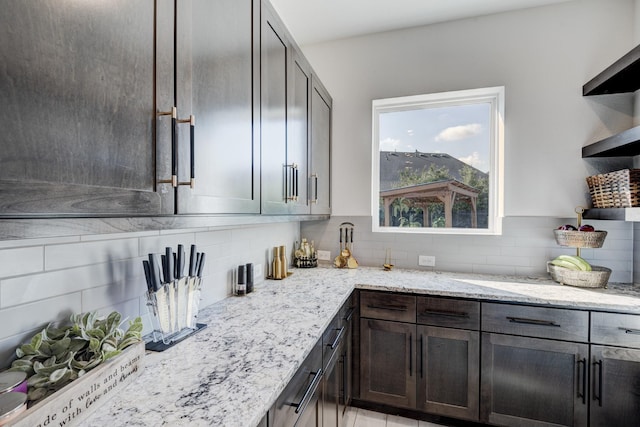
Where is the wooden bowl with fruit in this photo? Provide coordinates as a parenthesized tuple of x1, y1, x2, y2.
(553, 224, 607, 248)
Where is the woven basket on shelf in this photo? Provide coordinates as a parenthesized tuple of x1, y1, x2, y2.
(553, 230, 607, 248)
(547, 262, 611, 288)
(586, 169, 640, 208)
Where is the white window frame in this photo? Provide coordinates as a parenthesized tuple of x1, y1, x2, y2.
(371, 86, 504, 235)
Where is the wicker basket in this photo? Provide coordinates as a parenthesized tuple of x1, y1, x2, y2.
(547, 262, 611, 288)
(553, 230, 607, 248)
(586, 169, 640, 208)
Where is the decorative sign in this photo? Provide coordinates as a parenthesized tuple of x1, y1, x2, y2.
(10, 341, 145, 427)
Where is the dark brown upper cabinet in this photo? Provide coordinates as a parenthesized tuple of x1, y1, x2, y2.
(174, 0, 261, 214)
(0, 0, 166, 216)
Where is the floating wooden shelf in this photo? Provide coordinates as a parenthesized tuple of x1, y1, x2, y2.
(582, 125, 640, 157)
(583, 44, 640, 95)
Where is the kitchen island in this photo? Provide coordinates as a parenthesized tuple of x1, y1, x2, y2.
(84, 266, 640, 427)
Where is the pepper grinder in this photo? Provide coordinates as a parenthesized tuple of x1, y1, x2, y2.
(279, 245, 287, 278)
(246, 263, 254, 293)
(236, 264, 246, 295)
(272, 247, 282, 279)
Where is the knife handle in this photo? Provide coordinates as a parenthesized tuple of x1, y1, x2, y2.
(197, 253, 206, 278)
(189, 244, 197, 276)
(142, 260, 153, 292)
(177, 244, 185, 278)
(165, 247, 174, 282)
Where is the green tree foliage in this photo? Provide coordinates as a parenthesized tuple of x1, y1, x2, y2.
(397, 164, 450, 188)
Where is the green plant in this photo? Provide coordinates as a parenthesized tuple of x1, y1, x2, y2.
(9, 311, 143, 403)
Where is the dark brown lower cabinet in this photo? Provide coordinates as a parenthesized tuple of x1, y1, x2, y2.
(589, 345, 640, 427)
(481, 332, 589, 427)
(359, 318, 416, 408)
(417, 325, 479, 421)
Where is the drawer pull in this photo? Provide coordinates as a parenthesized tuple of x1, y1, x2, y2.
(328, 326, 345, 350)
(506, 316, 561, 327)
(423, 309, 469, 319)
(367, 304, 408, 312)
(344, 307, 355, 322)
(618, 327, 640, 335)
(293, 369, 323, 414)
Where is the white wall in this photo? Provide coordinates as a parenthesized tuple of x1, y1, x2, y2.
(302, 0, 636, 217)
(0, 222, 300, 368)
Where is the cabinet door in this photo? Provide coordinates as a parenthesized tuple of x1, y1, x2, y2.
(309, 77, 332, 215)
(0, 0, 166, 216)
(175, 0, 260, 214)
(323, 351, 339, 427)
(339, 305, 355, 418)
(590, 345, 640, 427)
(417, 325, 479, 421)
(360, 319, 416, 408)
(287, 49, 311, 214)
(261, 1, 290, 214)
(481, 333, 588, 427)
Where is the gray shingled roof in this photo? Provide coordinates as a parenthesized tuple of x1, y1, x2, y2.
(379, 151, 487, 191)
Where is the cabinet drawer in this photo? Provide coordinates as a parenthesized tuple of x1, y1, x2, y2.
(482, 303, 588, 342)
(592, 311, 640, 348)
(360, 291, 416, 323)
(417, 297, 479, 330)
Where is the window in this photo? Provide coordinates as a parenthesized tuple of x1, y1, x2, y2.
(372, 87, 504, 235)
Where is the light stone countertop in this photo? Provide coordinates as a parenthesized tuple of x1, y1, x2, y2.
(84, 266, 640, 427)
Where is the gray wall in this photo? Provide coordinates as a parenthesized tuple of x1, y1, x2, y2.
(302, 0, 636, 218)
(298, 0, 638, 284)
(0, 222, 299, 368)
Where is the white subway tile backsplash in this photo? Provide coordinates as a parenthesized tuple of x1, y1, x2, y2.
(0, 293, 82, 341)
(138, 233, 196, 257)
(1, 257, 145, 309)
(0, 246, 44, 278)
(45, 239, 139, 270)
(301, 216, 634, 283)
(0, 235, 79, 249)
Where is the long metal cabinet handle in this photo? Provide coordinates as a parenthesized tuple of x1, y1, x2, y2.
(285, 164, 298, 201)
(593, 359, 603, 407)
(367, 304, 408, 312)
(409, 334, 413, 377)
(420, 334, 424, 379)
(344, 307, 355, 322)
(423, 309, 469, 319)
(310, 173, 319, 204)
(577, 358, 586, 404)
(506, 316, 561, 327)
(157, 107, 178, 187)
(177, 115, 196, 189)
(293, 369, 323, 414)
(328, 326, 345, 350)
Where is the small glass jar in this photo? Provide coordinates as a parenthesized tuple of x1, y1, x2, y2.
(0, 392, 27, 426)
(0, 371, 27, 395)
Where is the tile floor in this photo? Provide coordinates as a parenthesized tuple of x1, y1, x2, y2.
(343, 407, 448, 427)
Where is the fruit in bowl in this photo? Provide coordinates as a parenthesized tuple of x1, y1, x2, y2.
(578, 224, 595, 232)
(557, 224, 577, 231)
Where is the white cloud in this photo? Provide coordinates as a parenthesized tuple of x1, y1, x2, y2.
(458, 151, 486, 170)
(435, 123, 482, 142)
(379, 137, 401, 151)
(407, 129, 414, 136)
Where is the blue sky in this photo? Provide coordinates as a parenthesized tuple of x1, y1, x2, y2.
(379, 102, 491, 173)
